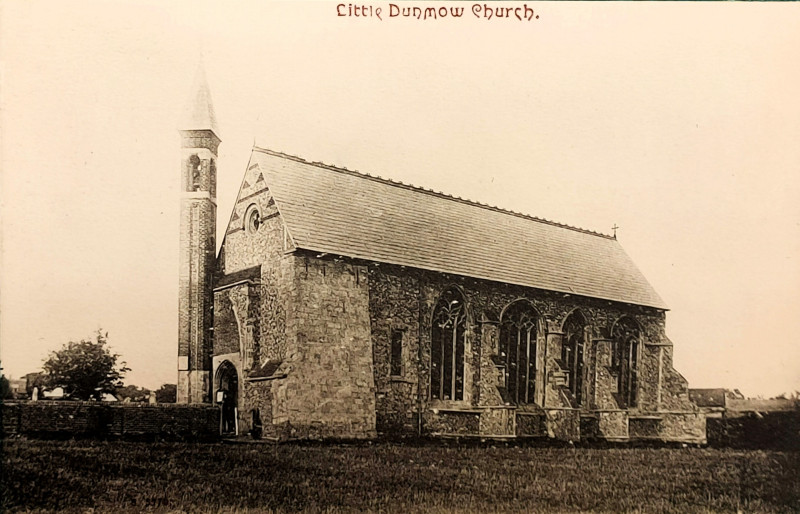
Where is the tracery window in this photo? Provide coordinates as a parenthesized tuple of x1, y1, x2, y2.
(500, 301, 538, 405)
(561, 310, 587, 405)
(430, 287, 467, 401)
(612, 316, 640, 408)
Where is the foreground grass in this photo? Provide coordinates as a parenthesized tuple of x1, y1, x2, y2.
(2, 439, 799, 513)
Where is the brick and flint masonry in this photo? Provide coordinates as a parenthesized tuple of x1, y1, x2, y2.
(337, 3, 540, 21)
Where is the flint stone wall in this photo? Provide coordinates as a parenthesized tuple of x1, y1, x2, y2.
(240, 379, 275, 438)
(215, 210, 702, 442)
(367, 263, 699, 441)
(273, 255, 376, 439)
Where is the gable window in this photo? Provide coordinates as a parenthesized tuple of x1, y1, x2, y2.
(245, 204, 261, 234)
(561, 310, 587, 406)
(390, 330, 404, 377)
(500, 301, 538, 405)
(612, 316, 640, 408)
(431, 287, 467, 401)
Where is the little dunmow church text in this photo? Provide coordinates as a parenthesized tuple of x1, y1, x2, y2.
(336, 4, 539, 22)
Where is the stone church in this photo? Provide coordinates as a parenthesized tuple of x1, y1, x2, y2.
(177, 71, 706, 443)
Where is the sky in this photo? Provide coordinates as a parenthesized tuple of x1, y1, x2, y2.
(2, 1, 799, 397)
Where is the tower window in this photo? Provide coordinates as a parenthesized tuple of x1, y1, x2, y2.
(209, 159, 217, 197)
(187, 154, 202, 191)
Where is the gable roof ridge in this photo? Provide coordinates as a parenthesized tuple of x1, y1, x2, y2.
(252, 145, 614, 241)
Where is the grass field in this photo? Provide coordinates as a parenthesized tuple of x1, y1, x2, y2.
(2, 438, 798, 513)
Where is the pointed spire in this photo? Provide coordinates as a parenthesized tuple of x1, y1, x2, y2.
(181, 60, 219, 134)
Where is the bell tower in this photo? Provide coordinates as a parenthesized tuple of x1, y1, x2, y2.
(177, 64, 219, 403)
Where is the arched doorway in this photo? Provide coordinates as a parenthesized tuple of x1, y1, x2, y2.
(215, 361, 239, 435)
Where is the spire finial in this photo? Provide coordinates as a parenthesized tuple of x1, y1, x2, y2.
(181, 58, 219, 135)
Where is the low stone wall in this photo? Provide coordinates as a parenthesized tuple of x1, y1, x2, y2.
(657, 412, 706, 444)
(516, 412, 547, 437)
(727, 398, 798, 413)
(597, 411, 628, 440)
(424, 409, 481, 435)
(629, 416, 661, 438)
(545, 409, 581, 440)
(707, 411, 800, 450)
(1, 401, 220, 441)
(479, 407, 515, 436)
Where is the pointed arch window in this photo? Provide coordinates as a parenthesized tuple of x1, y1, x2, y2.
(431, 287, 467, 401)
(500, 301, 538, 405)
(562, 310, 587, 405)
(612, 316, 640, 408)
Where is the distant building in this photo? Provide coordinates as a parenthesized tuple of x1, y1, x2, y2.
(689, 388, 731, 418)
(21, 374, 119, 402)
(42, 387, 66, 400)
(8, 378, 26, 398)
(690, 388, 796, 418)
(176, 67, 706, 443)
(23, 372, 43, 398)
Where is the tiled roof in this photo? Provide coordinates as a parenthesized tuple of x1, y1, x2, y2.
(250, 147, 667, 309)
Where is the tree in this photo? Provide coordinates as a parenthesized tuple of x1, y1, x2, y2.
(116, 384, 151, 402)
(1, 375, 12, 399)
(42, 330, 130, 401)
(155, 383, 177, 403)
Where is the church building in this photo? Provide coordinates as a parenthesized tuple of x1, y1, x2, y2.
(177, 70, 706, 443)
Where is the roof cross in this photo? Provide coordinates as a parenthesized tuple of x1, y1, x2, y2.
(612, 224, 619, 239)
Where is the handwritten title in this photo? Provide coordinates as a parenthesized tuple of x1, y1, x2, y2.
(337, 4, 540, 22)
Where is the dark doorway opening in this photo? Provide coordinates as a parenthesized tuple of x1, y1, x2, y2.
(216, 361, 238, 436)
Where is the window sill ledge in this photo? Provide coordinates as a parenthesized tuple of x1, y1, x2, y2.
(430, 407, 483, 415)
(389, 376, 415, 384)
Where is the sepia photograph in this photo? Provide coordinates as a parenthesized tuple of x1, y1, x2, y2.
(1, 0, 799, 512)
